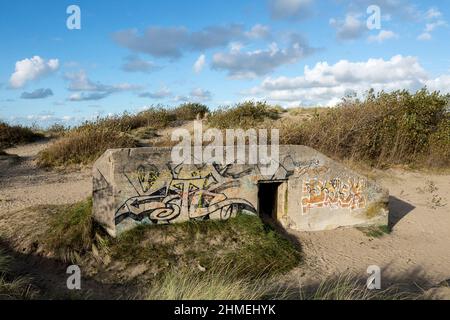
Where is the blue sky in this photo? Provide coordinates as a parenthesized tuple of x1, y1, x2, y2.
(1, 0, 449, 127)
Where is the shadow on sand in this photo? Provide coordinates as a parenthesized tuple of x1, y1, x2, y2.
(388, 196, 415, 229)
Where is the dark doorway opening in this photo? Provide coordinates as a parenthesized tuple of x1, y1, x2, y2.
(258, 182, 283, 221)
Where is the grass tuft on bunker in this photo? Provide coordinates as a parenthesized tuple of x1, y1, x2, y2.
(112, 214, 301, 278)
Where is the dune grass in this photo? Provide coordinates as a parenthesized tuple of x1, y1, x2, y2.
(279, 89, 450, 168)
(147, 264, 271, 300)
(0, 250, 35, 300)
(36, 104, 210, 167)
(40, 198, 96, 263)
(147, 267, 420, 300)
(37, 121, 137, 167)
(207, 101, 281, 129)
(111, 213, 301, 278)
(0, 121, 44, 150)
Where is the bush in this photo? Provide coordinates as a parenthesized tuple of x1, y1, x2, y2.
(208, 101, 280, 129)
(280, 89, 450, 168)
(172, 103, 209, 120)
(37, 122, 137, 167)
(0, 121, 43, 149)
(94, 107, 176, 132)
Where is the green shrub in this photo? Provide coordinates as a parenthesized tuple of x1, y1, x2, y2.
(208, 101, 280, 129)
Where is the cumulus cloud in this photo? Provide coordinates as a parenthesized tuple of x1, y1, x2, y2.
(122, 55, 160, 73)
(139, 87, 172, 99)
(330, 14, 367, 40)
(368, 30, 398, 43)
(269, 0, 314, 21)
(212, 35, 315, 78)
(113, 24, 271, 59)
(9, 56, 59, 89)
(21, 88, 54, 99)
(65, 70, 142, 101)
(243, 55, 444, 106)
(193, 54, 206, 74)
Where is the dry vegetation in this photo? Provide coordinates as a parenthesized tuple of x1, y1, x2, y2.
(0, 88, 442, 169)
(279, 89, 450, 168)
(36, 104, 210, 167)
(0, 121, 43, 152)
(0, 250, 35, 300)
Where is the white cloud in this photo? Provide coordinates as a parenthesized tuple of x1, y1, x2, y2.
(368, 30, 398, 43)
(329, 14, 366, 40)
(193, 54, 206, 74)
(243, 55, 446, 106)
(418, 8, 447, 41)
(9, 56, 59, 89)
(212, 35, 315, 79)
(65, 70, 142, 101)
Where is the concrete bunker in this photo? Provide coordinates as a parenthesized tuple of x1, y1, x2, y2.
(92, 145, 389, 237)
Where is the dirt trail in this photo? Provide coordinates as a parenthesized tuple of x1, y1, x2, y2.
(0, 140, 91, 253)
(0, 140, 91, 213)
(288, 169, 450, 293)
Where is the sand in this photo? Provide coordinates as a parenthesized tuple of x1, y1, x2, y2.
(0, 140, 449, 297)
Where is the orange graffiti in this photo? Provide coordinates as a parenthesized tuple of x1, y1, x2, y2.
(301, 178, 366, 214)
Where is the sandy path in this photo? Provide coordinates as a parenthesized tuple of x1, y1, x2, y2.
(0, 141, 91, 249)
(0, 141, 91, 212)
(288, 169, 450, 290)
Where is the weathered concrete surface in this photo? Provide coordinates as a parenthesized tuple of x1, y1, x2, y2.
(93, 146, 388, 237)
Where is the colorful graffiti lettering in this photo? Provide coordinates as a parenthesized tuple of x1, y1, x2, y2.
(301, 178, 366, 215)
(116, 163, 256, 227)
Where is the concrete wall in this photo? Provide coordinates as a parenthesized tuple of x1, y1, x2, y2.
(93, 145, 389, 237)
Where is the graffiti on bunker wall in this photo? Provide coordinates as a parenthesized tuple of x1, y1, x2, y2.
(301, 178, 367, 215)
(115, 162, 257, 227)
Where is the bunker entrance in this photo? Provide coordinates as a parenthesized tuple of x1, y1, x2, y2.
(258, 181, 285, 221)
